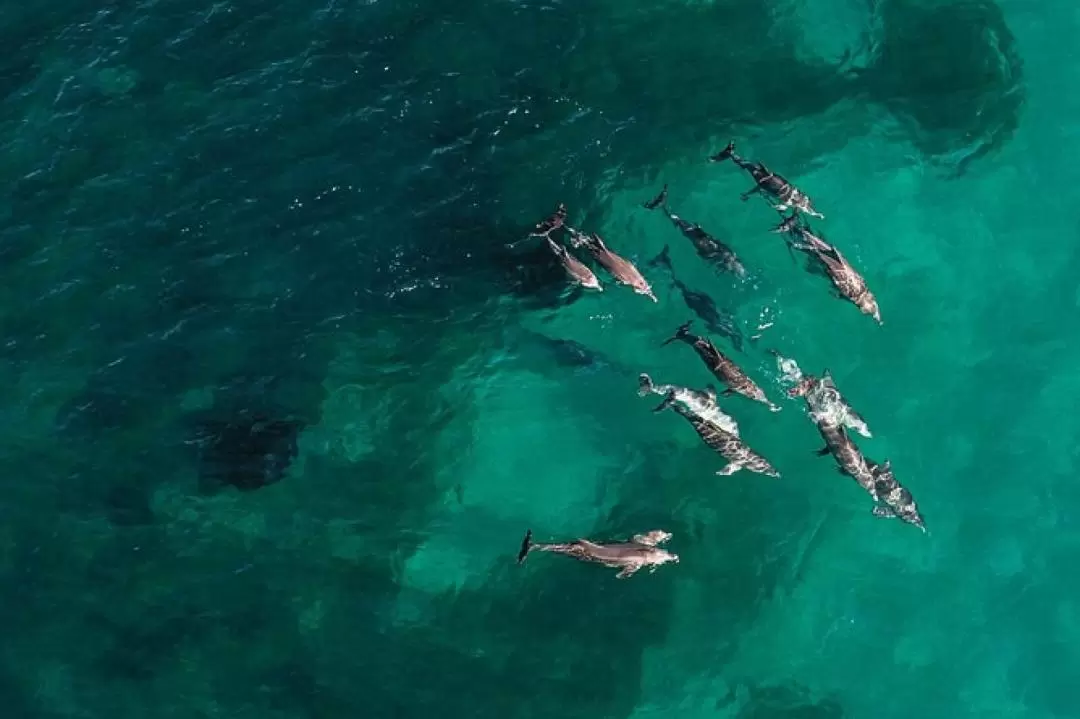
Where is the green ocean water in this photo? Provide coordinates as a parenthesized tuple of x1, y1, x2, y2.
(1, 1, 1077, 718)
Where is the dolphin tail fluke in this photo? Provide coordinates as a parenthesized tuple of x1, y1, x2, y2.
(652, 389, 677, 413)
(660, 320, 693, 347)
(708, 141, 736, 163)
(517, 529, 533, 564)
(638, 373, 656, 397)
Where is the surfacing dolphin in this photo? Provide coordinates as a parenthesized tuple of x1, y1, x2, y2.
(546, 234, 602, 291)
(517, 528, 678, 578)
(662, 320, 780, 411)
(649, 245, 744, 350)
(567, 226, 657, 302)
(642, 186, 746, 277)
(522, 204, 603, 291)
(775, 351, 871, 438)
(638, 372, 740, 436)
(774, 215, 882, 324)
(653, 390, 779, 477)
(709, 140, 824, 219)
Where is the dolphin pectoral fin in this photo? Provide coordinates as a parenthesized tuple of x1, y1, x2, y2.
(616, 565, 641, 579)
(814, 446, 831, 457)
(517, 529, 534, 564)
(716, 463, 741, 476)
(721, 388, 735, 397)
(872, 505, 897, 520)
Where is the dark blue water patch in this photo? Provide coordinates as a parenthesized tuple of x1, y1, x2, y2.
(189, 409, 303, 493)
(728, 683, 845, 719)
(860, 0, 1024, 173)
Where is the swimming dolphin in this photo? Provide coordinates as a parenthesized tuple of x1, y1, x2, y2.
(867, 459, 926, 533)
(516, 528, 679, 578)
(545, 234, 603, 291)
(649, 245, 744, 350)
(776, 217, 882, 324)
(567, 227, 657, 302)
(653, 390, 780, 477)
(776, 352, 871, 438)
(814, 423, 926, 533)
(662, 320, 780, 411)
(709, 140, 824, 219)
(642, 186, 745, 277)
(638, 372, 740, 436)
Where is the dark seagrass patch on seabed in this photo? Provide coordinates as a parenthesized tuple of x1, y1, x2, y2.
(189, 408, 304, 493)
(859, 0, 1025, 173)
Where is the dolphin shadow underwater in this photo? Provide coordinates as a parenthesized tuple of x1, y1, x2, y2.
(648, 244, 745, 351)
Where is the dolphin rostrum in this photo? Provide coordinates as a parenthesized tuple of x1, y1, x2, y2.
(567, 226, 657, 302)
(775, 216, 882, 324)
(642, 186, 746, 277)
(517, 528, 679, 578)
(709, 140, 824, 219)
(638, 372, 740, 436)
(662, 320, 780, 411)
(654, 390, 780, 477)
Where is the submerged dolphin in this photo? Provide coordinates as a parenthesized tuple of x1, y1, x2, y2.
(775, 351, 871, 438)
(814, 422, 926, 533)
(567, 227, 657, 301)
(654, 390, 779, 477)
(638, 372, 740, 436)
(642, 186, 745, 277)
(649, 245, 744, 350)
(775, 216, 882, 324)
(709, 140, 824, 219)
(662, 320, 780, 411)
(517, 528, 678, 578)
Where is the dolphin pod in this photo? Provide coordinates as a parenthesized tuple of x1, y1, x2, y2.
(516, 139, 924, 582)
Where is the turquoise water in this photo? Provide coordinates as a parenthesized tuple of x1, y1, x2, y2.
(1, 1, 1077, 717)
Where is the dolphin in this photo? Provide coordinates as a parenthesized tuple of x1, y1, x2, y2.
(776, 217, 882, 324)
(649, 245, 744, 350)
(813, 423, 926, 533)
(642, 186, 745, 277)
(709, 140, 824, 219)
(516, 528, 679, 578)
(545, 234, 602, 291)
(662, 320, 780, 411)
(638, 372, 740, 436)
(567, 226, 657, 302)
(654, 390, 780, 477)
(776, 352, 871, 438)
(867, 459, 927, 533)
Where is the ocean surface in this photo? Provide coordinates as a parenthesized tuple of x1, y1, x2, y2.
(1, 1, 1076, 717)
